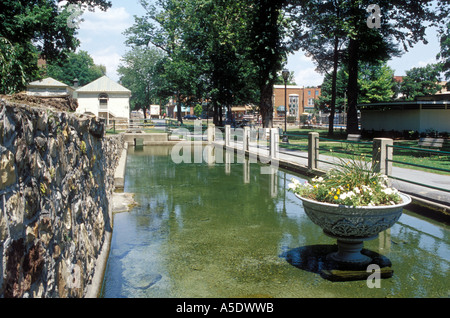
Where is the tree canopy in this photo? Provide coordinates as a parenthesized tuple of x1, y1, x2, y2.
(0, 0, 111, 94)
(123, 0, 290, 127)
(46, 50, 105, 87)
(117, 46, 166, 117)
(399, 64, 443, 100)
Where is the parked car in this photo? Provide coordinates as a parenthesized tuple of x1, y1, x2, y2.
(183, 114, 198, 120)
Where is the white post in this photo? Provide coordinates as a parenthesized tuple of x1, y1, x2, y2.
(270, 128, 279, 159)
(308, 132, 319, 170)
(225, 125, 231, 147)
(207, 124, 215, 143)
(373, 138, 393, 176)
(243, 126, 250, 152)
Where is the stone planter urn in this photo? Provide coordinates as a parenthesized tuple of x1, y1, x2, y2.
(295, 192, 411, 265)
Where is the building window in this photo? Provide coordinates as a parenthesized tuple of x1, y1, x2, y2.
(308, 90, 311, 95)
(289, 95, 299, 117)
(316, 90, 319, 95)
(99, 93, 108, 109)
(308, 98, 315, 106)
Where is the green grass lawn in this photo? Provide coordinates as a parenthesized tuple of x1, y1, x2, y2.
(107, 125, 449, 175)
(282, 128, 450, 175)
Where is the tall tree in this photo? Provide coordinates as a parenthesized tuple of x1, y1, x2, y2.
(0, 0, 111, 94)
(437, 21, 450, 86)
(247, 0, 288, 128)
(287, 0, 449, 134)
(125, 0, 261, 126)
(286, 0, 348, 136)
(344, 0, 449, 133)
(118, 46, 166, 119)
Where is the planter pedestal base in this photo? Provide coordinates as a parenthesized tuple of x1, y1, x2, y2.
(325, 232, 377, 266)
(327, 240, 372, 265)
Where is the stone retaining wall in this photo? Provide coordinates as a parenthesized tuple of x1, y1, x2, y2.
(0, 100, 123, 298)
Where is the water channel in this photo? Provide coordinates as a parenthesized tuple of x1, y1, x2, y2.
(101, 145, 449, 298)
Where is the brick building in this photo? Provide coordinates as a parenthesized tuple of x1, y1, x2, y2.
(272, 85, 322, 120)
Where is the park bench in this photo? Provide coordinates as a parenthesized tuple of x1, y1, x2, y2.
(417, 137, 444, 150)
(347, 134, 361, 142)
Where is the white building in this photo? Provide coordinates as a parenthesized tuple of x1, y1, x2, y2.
(26, 77, 74, 97)
(360, 96, 450, 133)
(75, 76, 131, 123)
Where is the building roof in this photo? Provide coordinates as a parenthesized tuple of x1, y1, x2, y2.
(76, 75, 131, 94)
(27, 77, 68, 88)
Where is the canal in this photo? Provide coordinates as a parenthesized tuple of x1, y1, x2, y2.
(101, 145, 449, 298)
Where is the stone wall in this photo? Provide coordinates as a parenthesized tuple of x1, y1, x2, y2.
(0, 99, 123, 298)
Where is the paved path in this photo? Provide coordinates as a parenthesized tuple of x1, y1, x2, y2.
(216, 139, 450, 212)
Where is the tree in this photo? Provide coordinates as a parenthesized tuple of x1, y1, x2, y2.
(124, 0, 205, 123)
(399, 64, 443, 100)
(46, 50, 105, 86)
(246, 0, 288, 128)
(358, 61, 395, 104)
(286, 0, 349, 136)
(0, 0, 111, 94)
(118, 46, 166, 119)
(437, 21, 450, 87)
(125, 0, 262, 126)
(288, 0, 449, 134)
(344, 0, 449, 133)
(318, 61, 395, 111)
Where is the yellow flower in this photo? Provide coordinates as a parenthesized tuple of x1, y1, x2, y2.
(334, 195, 338, 200)
(336, 189, 340, 195)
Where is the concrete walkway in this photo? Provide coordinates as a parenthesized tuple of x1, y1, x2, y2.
(218, 139, 450, 213)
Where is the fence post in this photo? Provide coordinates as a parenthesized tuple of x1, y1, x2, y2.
(225, 125, 231, 147)
(308, 132, 319, 170)
(373, 138, 393, 176)
(207, 124, 215, 143)
(243, 126, 250, 152)
(270, 128, 279, 159)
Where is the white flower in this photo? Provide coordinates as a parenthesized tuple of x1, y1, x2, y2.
(354, 187, 360, 194)
(381, 187, 398, 195)
(340, 191, 355, 200)
(312, 176, 324, 183)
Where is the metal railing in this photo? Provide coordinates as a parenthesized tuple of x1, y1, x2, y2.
(386, 144, 450, 193)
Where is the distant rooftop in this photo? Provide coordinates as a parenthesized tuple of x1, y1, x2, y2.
(27, 77, 68, 87)
(76, 76, 131, 94)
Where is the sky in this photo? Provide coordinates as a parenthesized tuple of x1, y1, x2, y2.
(73, 0, 443, 87)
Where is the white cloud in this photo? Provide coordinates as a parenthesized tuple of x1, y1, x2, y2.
(90, 47, 123, 81)
(287, 51, 324, 87)
(294, 67, 324, 87)
(80, 7, 132, 33)
(74, 5, 134, 81)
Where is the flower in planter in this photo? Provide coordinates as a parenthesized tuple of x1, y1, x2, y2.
(288, 157, 402, 207)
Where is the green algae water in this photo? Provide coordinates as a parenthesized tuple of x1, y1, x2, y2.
(101, 145, 449, 298)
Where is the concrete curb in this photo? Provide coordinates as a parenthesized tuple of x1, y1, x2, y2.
(85, 141, 129, 298)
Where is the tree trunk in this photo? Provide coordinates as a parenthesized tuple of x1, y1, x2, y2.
(328, 36, 339, 137)
(176, 92, 183, 123)
(260, 84, 273, 128)
(213, 100, 218, 125)
(346, 37, 359, 134)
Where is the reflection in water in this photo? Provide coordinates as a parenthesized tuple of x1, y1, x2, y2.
(101, 145, 450, 298)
